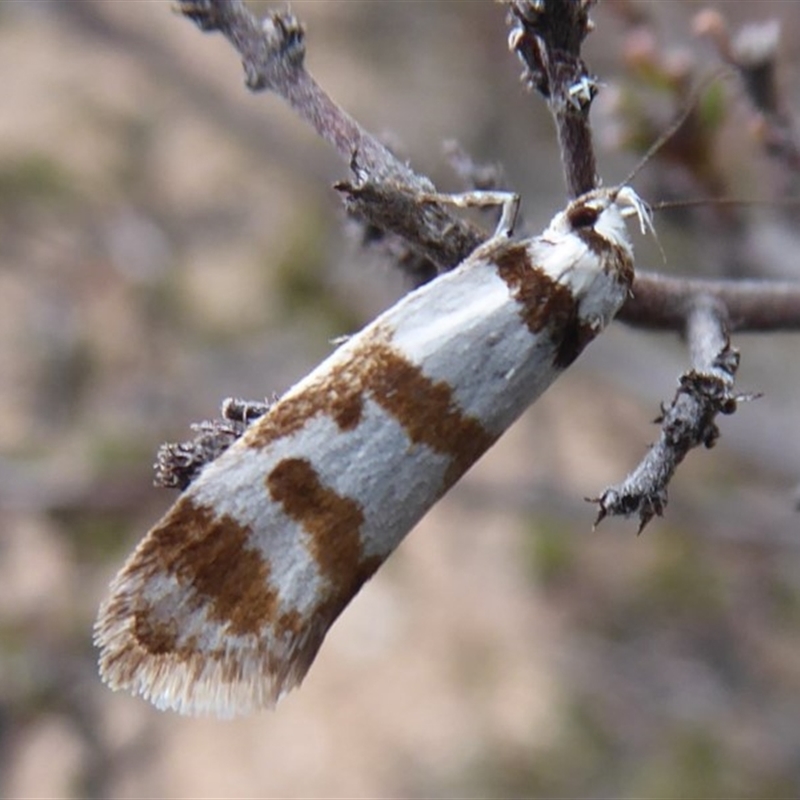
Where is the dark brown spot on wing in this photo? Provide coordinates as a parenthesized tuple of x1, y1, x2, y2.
(555, 238, 633, 368)
(267, 457, 365, 586)
(130, 498, 280, 638)
(96, 494, 351, 705)
(493, 240, 632, 369)
(494, 242, 581, 336)
(133, 613, 179, 656)
(553, 318, 597, 369)
(574, 230, 634, 288)
(247, 331, 495, 488)
(267, 457, 380, 632)
(575, 227, 606, 257)
(246, 370, 365, 448)
(364, 343, 496, 487)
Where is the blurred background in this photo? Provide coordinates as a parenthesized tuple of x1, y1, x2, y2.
(1, 1, 800, 797)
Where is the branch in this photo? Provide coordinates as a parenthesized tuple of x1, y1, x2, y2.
(593, 296, 746, 530)
(620, 273, 800, 332)
(180, 0, 403, 181)
(176, 0, 486, 275)
(506, 0, 599, 196)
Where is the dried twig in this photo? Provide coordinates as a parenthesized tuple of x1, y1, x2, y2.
(155, 397, 272, 490)
(593, 296, 745, 531)
(505, 0, 599, 197)
(176, 0, 485, 277)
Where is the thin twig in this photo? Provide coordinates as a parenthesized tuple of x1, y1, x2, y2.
(593, 296, 743, 530)
(505, 0, 599, 197)
(176, 0, 487, 275)
(180, 0, 405, 182)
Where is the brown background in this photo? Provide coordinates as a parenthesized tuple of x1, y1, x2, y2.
(2, 1, 800, 797)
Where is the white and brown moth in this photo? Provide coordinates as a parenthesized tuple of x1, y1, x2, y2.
(95, 185, 652, 716)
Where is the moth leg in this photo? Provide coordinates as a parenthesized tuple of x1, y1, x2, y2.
(419, 190, 520, 239)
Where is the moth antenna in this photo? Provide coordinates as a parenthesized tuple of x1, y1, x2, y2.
(621, 67, 733, 188)
(648, 193, 800, 268)
(652, 227, 667, 266)
(652, 197, 800, 212)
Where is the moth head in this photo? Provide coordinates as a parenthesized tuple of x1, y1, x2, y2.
(555, 185, 654, 251)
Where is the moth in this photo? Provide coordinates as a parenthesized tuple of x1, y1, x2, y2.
(95, 184, 653, 716)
